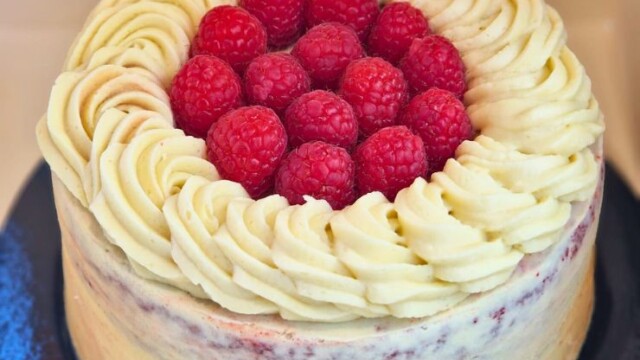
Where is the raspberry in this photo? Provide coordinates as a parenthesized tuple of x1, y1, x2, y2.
(170, 55, 243, 138)
(305, 0, 379, 41)
(276, 142, 355, 209)
(206, 106, 287, 197)
(292, 23, 364, 89)
(338, 57, 408, 138)
(399, 88, 472, 174)
(399, 35, 467, 98)
(284, 90, 358, 149)
(244, 53, 310, 114)
(239, 0, 305, 48)
(353, 126, 427, 200)
(367, 2, 430, 65)
(192, 6, 267, 74)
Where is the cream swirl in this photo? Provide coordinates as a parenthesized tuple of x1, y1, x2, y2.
(457, 136, 598, 203)
(415, 0, 604, 156)
(36, 64, 171, 206)
(434, 160, 571, 252)
(271, 199, 365, 321)
(164, 177, 280, 314)
(86, 109, 172, 202)
(425, 1, 562, 79)
(467, 47, 604, 156)
(64, 0, 204, 87)
(90, 128, 218, 295)
(463, 6, 566, 79)
(215, 196, 358, 321)
(395, 177, 523, 293)
(80, 47, 175, 88)
(332, 193, 466, 317)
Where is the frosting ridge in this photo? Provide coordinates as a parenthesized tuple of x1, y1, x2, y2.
(90, 128, 217, 295)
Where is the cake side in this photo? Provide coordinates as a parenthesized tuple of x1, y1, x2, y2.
(56, 159, 602, 359)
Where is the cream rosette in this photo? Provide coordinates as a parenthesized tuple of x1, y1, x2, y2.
(434, 160, 571, 253)
(90, 128, 218, 295)
(456, 136, 599, 203)
(213, 196, 357, 321)
(417, 0, 604, 156)
(271, 199, 368, 322)
(86, 109, 172, 202)
(36, 64, 172, 206)
(466, 47, 604, 156)
(395, 177, 522, 294)
(164, 177, 283, 314)
(331, 193, 466, 318)
(426, 1, 563, 79)
(65, 0, 206, 87)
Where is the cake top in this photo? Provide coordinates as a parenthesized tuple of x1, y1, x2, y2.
(37, 0, 603, 322)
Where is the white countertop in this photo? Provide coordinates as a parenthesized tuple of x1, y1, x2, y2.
(1, 0, 638, 225)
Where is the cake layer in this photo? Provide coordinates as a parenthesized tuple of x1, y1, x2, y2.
(56, 162, 602, 359)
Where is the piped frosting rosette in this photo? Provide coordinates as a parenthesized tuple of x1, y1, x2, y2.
(331, 193, 467, 317)
(38, 0, 606, 321)
(433, 159, 569, 256)
(395, 176, 520, 294)
(36, 64, 172, 206)
(420, 0, 604, 156)
(396, 156, 572, 292)
(456, 135, 598, 203)
(90, 128, 218, 295)
(271, 199, 369, 321)
(219, 196, 359, 321)
(164, 177, 281, 314)
(66, 0, 208, 87)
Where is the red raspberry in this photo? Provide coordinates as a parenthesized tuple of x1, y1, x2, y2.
(367, 2, 430, 65)
(192, 6, 267, 73)
(239, 0, 305, 48)
(338, 57, 408, 138)
(276, 141, 355, 209)
(399, 35, 467, 98)
(305, 0, 379, 41)
(206, 106, 287, 198)
(170, 55, 243, 138)
(354, 126, 427, 200)
(399, 88, 472, 174)
(244, 53, 310, 115)
(292, 23, 364, 89)
(284, 90, 358, 149)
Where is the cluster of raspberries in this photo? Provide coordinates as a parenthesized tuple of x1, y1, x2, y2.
(169, 0, 473, 209)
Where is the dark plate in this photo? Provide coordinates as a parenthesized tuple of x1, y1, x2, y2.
(1, 162, 639, 360)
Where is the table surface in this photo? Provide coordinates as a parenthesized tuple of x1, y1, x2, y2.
(1, 0, 638, 224)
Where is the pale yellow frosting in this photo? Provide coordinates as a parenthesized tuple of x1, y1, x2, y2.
(36, 65, 172, 206)
(332, 193, 466, 317)
(37, 0, 605, 321)
(65, 1, 204, 87)
(457, 135, 598, 203)
(89, 128, 218, 295)
(164, 176, 279, 313)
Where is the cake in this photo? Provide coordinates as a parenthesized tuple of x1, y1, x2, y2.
(36, 0, 605, 359)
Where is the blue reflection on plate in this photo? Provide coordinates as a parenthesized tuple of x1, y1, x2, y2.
(0, 221, 41, 360)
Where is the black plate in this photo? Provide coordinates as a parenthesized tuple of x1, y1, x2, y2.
(0, 162, 638, 360)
